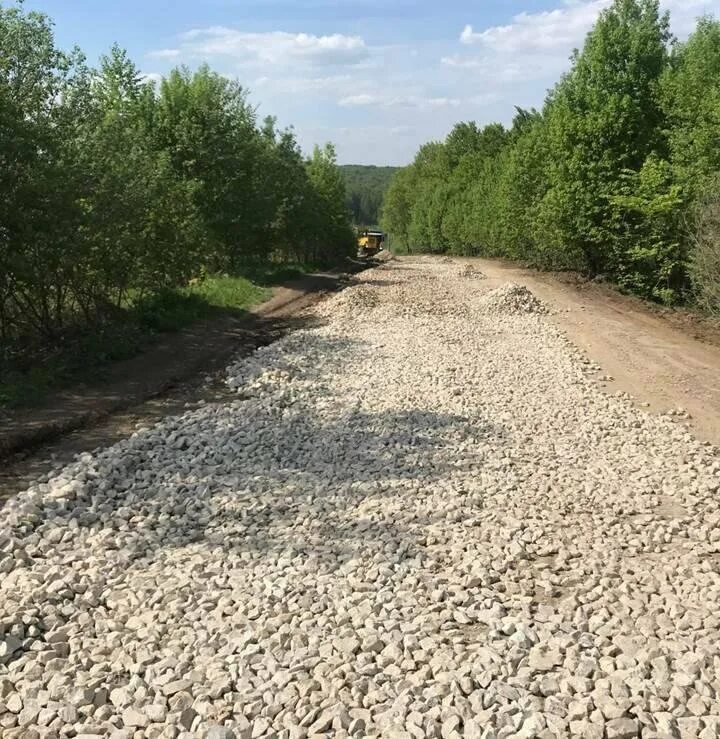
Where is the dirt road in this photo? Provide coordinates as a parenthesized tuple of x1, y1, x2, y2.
(466, 258, 720, 446)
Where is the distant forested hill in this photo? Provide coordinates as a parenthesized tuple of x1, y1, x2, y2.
(340, 165, 400, 226)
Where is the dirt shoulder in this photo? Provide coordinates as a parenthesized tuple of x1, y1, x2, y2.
(466, 257, 720, 446)
(0, 268, 362, 497)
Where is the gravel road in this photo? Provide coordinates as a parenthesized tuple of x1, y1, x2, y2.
(2, 256, 720, 738)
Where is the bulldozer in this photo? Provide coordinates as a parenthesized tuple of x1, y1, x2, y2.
(357, 229, 384, 258)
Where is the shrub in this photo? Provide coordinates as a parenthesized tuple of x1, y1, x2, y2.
(691, 194, 720, 315)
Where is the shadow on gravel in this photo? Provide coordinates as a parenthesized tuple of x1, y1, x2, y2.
(357, 278, 402, 288)
(5, 330, 508, 578)
(119, 404, 504, 569)
(0, 313, 329, 504)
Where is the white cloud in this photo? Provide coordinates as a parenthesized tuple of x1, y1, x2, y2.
(441, 51, 567, 82)
(448, 0, 720, 86)
(447, 2, 612, 86)
(419, 97, 461, 109)
(663, 0, 720, 34)
(339, 93, 461, 110)
(140, 72, 163, 86)
(458, 0, 720, 57)
(339, 93, 377, 107)
(460, 24, 480, 46)
(254, 74, 355, 96)
(459, 1, 611, 54)
(160, 27, 369, 68)
(441, 54, 483, 69)
(147, 48, 181, 60)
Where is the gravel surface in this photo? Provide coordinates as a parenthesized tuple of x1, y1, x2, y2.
(458, 265, 486, 280)
(2, 256, 720, 738)
(476, 284, 549, 316)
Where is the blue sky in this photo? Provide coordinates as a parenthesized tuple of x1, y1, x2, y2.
(24, 0, 720, 165)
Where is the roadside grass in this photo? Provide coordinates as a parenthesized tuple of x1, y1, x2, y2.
(135, 275, 269, 332)
(0, 274, 271, 409)
(243, 261, 319, 286)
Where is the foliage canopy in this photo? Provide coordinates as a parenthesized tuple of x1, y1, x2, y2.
(0, 2, 355, 345)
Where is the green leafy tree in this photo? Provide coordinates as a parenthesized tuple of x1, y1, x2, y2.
(662, 18, 720, 195)
(445, 121, 507, 167)
(406, 143, 451, 250)
(380, 1, 720, 307)
(154, 66, 265, 270)
(494, 110, 551, 264)
(691, 190, 720, 314)
(539, 0, 672, 275)
(72, 46, 202, 314)
(609, 155, 685, 301)
(380, 167, 417, 251)
(340, 165, 399, 226)
(305, 144, 356, 264)
(0, 1, 357, 351)
(0, 3, 87, 338)
(258, 118, 312, 262)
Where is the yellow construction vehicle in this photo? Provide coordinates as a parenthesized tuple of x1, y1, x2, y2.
(357, 229, 384, 257)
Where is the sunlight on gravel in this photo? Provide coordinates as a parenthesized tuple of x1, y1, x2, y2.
(1, 257, 720, 738)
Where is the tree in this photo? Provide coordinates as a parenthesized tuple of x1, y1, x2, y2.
(71, 46, 202, 314)
(0, 3, 87, 337)
(662, 18, 720, 195)
(494, 110, 551, 264)
(539, 0, 672, 276)
(445, 121, 507, 167)
(378, 0, 708, 305)
(0, 1, 357, 349)
(340, 165, 399, 226)
(663, 18, 720, 309)
(305, 144, 356, 264)
(381, 167, 417, 251)
(154, 66, 265, 269)
(406, 143, 451, 250)
(258, 118, 311, 262)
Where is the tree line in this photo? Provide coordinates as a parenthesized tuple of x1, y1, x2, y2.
(381, 0, 720, 311)
(0, 3, 356, 345)
(340, 165, 400, 227)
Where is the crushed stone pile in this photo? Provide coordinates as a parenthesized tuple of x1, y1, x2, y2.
(478, 282, 550, 315)
(1, 257, 719, 738)
(459, 263, 486, 279)
(330, 284, 380, 312)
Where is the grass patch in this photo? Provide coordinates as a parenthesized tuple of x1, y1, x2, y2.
(242, 262, 317, 286)
(0, 274, 270, 409)
(135, 275, 269, 332)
